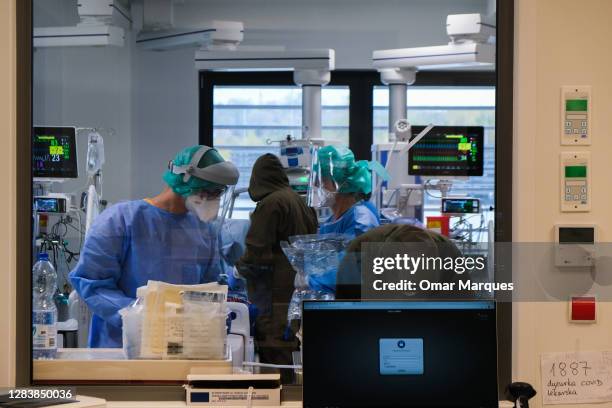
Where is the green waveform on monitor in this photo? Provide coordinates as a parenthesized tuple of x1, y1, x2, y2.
(413, 156, 467, 162)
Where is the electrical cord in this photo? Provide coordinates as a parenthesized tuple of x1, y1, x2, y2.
(43, 215, 84, 264)
(75, 210, 84, 249)
(423, 180, 443, 199)
(476, 213, 485, 243)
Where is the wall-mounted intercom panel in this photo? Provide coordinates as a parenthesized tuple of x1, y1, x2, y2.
(554, 224, 596, 268)
(560, 152, 590, 212)
(561, 86, 591, 145)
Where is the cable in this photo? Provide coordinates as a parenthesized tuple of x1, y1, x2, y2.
(476, 213, 485, 243)
(423, 180, 443, 199)
(76, 210, 84, 250)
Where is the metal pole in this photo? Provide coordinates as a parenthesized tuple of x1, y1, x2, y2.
(302, 85, 322, 139)
(388, 83, 407, 133)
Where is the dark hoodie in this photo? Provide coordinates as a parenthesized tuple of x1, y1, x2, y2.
(238, 154, 318, 363)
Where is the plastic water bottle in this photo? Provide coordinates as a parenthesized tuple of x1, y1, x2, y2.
(32, 253, 58, 359)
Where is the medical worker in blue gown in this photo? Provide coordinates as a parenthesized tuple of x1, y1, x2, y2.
(315, 145, 386, 237)
(70, 145, 239, 348)
(308, 145, 388, 292)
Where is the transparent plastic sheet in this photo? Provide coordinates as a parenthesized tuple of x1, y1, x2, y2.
(281, 234, 352, 322)
(140, 281, 227, 359)
(119, 297, 143, 360)
(120, 281, 229, 360)
(162, 303, 184, 360)
(181, 291, 227, 360)
(307, 146, 339, 209)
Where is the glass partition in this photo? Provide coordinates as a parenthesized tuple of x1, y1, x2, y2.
(373, 86, 496, 241)
(29, 0, 499, 390)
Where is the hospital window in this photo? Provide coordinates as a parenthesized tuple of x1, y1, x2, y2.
(212, 85, 350, 219)
(373, 86, 496, 238)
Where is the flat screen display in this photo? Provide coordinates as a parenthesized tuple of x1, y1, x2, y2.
(566, 99, 588, 112)
(302, 301, 498, 408)
(32, 126, 78, 179)
(441, 198, 480, 214)
(408, 126, 484, 177)
(559, 227, 594, 244)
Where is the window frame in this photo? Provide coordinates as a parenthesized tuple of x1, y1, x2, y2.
(199, 70, 495, 161)
(17, 0, 514, 400)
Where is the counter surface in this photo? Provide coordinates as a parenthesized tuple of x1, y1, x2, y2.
(49, 397, 514, 408)
(34, 348, 233, 382)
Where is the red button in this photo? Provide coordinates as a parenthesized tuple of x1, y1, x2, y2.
(571, 296, 596, 322)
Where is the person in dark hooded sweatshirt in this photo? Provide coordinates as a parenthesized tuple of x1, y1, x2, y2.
(237, 153, 318, 369)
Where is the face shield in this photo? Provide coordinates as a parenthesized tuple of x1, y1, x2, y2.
(166, 146, 239, 227)
(185, 185, 235, 226)
(308, 146, 340, 209)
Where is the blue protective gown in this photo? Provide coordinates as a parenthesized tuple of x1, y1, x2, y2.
(312, 201, 380, 292)
(69, 200, 227, 348)
(220, 219, 250, 267)
(318, 201, 380, 238)
(362, 200, 381, 223)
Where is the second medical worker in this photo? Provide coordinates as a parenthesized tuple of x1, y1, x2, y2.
(314, 146, 386, 238)
(70, 145, 239, 348)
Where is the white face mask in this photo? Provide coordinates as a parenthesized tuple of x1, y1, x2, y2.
(320, 190, 337, 208)
(310, 187, 337, 209)
(185, 195, 221, 222)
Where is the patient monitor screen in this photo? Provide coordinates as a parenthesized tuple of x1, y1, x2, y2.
(32, 126, 78, 179)
(409, 126, 484, 177)
(302, 301, 498, 408)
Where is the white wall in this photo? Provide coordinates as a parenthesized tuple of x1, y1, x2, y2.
(513, 1, 612, 407)
(0, 0, 16, 388)
(33, 0, 133, 204)
(130, 46, 199, 199)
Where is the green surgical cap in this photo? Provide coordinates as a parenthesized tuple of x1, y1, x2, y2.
(316, 146, 387, 195)
(318, 145, 354, 182)
(163, 145, 227, 197)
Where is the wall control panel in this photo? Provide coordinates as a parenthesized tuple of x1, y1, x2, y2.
(554, 224, 596, 268)
(560, 152, 590, 212)
(561, 86, 591, 145)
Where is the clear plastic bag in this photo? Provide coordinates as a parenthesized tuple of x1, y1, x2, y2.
(121, 282, 229, 360)
(140, 281, 227, 359)
(162, 302, 184, 359)
(282, 234, 350, 283)
(281, 234, 351, 322)
(119, 297, 144, 360)
(181, 291, 228, 360)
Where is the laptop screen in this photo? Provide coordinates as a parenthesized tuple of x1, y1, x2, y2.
(302, 301, 498, 408)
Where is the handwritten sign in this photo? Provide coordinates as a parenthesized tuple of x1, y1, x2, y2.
(541, 351, 612, 404)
